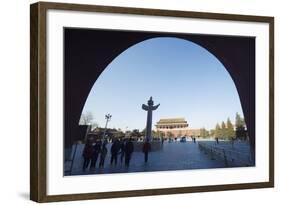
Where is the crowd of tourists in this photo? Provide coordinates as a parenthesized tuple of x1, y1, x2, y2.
(82, 137, 151, 171)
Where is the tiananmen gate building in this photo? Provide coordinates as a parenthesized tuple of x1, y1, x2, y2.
(155, 118, 200, 138)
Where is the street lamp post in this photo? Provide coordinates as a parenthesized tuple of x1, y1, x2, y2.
(102, 114, 112, 143)
(83, 123, 92, 143)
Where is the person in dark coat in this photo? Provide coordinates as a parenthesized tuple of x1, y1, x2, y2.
(90, 141, 101, 169)
(231, 137, 235, 148)
(99, 142, 108, 168)
(82, 140, 94, 171)
(119, 139, 126, 164)
(142, 140, 151, 163)
(215, 137, 219, 144)
(124, 138, 134, 167)
(110, 139, 120, 165)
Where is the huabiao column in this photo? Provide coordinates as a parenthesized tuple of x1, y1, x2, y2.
(142, 97, 160, 141)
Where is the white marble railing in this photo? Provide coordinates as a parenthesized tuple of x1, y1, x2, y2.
(198, 141, 253, 167)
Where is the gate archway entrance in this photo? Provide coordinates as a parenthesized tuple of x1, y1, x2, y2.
(64, 28, 255, 161)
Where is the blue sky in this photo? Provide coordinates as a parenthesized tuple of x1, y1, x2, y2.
(80, 37, 244, 131)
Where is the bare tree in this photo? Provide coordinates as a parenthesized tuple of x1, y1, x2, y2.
(79, 111, 93, 125)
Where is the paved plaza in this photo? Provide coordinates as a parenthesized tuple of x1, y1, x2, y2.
(65, 141, 250, 176)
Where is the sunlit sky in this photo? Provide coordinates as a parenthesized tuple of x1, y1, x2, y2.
(80, 37, 244, 131)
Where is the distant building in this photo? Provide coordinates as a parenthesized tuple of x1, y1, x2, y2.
(155, 118, 200, 138)
(88, 127, 125, 141)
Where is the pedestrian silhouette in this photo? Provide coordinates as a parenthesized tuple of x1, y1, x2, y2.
(110, 139, 120, 165)
(82, 139, 94, 171)
(90, 141, 101, 169)
(161, 136, 164, 145)
(215, 137, 219, 144)
(142, 140, 151, 163)
(90, 140, 101, 169)
(99, 142, 108, 168)
(124, 138, 134, 167)
(119, 139, 126, 164)
(231, 137, 235, 148)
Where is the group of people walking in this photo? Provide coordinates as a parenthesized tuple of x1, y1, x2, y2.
(110, 138, 134, 167)
(82, 138, 137, 171)
(82, 140, 108, 171)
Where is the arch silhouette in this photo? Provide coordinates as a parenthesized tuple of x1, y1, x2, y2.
(81, 37, 243, 130)
(64, 28, 255, 161)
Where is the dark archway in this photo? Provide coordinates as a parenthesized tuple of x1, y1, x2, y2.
(64, 28, 255, 161)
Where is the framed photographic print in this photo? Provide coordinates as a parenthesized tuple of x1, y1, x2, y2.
(30, 1, 274, 202)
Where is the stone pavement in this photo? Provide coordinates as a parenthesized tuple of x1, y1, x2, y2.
(65, 141, 229, 176)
